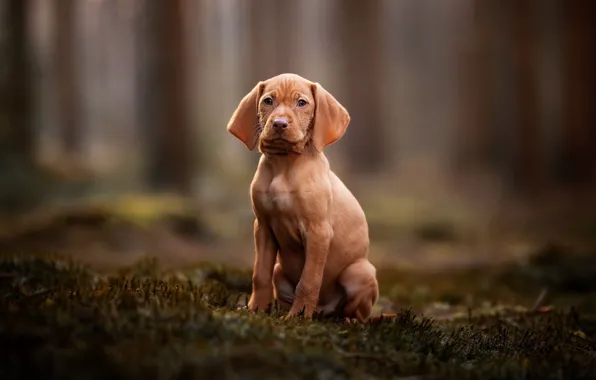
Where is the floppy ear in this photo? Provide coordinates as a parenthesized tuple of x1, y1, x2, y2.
(226, 81, 265, 151)
(310, 82, 350, 152)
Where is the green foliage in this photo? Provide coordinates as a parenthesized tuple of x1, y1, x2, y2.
(0, 254, 595, 380)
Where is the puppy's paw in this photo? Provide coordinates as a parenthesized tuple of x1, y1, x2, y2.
(248, 303, 273, 314)
(283, 313, 312, 322)
(283, 302, 315, 321)
(248, 293, 273, 314)
(283, 310, 311, 321)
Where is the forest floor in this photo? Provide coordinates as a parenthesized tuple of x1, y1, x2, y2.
(1, 194, 596, 379)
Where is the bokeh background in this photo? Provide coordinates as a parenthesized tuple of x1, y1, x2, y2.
(1, 0, 595, 272)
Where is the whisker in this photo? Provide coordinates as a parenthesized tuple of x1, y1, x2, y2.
(252, 121, 263, 147)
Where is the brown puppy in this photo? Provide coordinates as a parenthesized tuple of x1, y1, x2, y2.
(227, 73, 379, 322)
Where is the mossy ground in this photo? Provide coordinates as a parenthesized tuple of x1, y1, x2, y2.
(1, 200, 595, 379)
(1, 252, 595, 380)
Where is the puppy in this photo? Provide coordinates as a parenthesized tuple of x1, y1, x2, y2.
(227, 73, 379, 322)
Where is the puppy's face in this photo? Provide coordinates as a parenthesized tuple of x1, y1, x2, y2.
(227, 73, 350, 154)
(257, 76, 315, 154)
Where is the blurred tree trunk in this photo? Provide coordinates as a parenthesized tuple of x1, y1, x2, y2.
(535, 0, 564, 189)
(244, 0, 297, 167)
(246, 0, 298, 83)
(273, 0, 297, 72)
(559, 0, 596, 187)
(511, 0, 543, 193)
(138, 0, 193, 195)
(0, 0, 42, 213)
(0, 0, 33, 158)
(457, 0, 494, 173)
(338, 0, 384, 173)
(54, 0, 82, 158)
(486, 0, 518, 190)
(246, 0, 276, 86)
(245, 0, 273, 168)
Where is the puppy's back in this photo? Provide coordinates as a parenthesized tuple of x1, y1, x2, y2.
(328, 170, 369, 256)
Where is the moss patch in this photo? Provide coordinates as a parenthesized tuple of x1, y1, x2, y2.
(1, 253, 596, 380)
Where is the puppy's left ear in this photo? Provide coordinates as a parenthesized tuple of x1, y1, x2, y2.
(310, 82, 350, 152)
(227, 81, 265, 151)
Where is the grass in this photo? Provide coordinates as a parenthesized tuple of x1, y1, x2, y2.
(1, 253, 596, 380)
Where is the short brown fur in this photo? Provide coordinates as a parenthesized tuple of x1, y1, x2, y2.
(227, 73, 379, 322)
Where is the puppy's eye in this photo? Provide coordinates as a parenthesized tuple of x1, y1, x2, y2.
(297, 99, 308, 107)
(263, 97, 273, 105)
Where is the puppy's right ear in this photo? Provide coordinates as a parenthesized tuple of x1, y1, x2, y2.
(227, 81, 265, 151)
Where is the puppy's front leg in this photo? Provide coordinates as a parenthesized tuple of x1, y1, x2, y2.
(248, 218, 278, 312)
(286, 222, 332, 319)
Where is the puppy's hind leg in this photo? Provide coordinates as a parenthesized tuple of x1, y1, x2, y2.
(273, 263, 295, 311)
(338, 259, 379, 323)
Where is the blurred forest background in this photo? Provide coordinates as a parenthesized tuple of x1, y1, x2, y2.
(0, 0, 595, 272)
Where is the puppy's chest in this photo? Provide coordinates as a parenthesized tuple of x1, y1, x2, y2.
(254, 176, 297, 215)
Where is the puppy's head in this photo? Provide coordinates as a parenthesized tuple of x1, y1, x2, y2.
(226, 73, 350, 154)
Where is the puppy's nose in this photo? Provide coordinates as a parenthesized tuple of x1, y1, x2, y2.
(272, 118, 289, 133)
